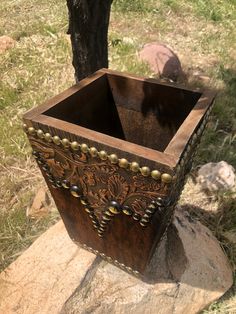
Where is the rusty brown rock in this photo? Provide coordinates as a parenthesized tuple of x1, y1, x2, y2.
(0, 35, 15, 53)
(27, 187, 51, 218)
(139, 42, 183, 81)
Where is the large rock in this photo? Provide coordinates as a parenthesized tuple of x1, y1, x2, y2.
(139, 43, 183, 81)
(0, 220, 96, 314)
(197, 161, 235, 192)
(62, 207, 233, 314)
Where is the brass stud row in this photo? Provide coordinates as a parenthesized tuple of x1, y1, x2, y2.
(24, 125, 173, 183)
(81, 243, 140, 277)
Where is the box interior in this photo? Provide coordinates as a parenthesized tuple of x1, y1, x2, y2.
(44, 73, 202, 152)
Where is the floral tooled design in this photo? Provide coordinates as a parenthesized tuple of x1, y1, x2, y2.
(31, 138, 164, 220)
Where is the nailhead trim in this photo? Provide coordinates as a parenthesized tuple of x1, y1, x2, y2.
(24, 126, 173, 183)
(81, 243, 141, 277)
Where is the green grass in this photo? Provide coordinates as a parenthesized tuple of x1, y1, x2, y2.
(0, 0, 235, 312)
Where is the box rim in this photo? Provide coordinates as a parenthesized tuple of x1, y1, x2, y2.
(23, 69, 215, 170)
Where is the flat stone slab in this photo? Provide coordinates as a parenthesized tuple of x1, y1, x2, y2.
(0, 220, 96, 314)
(0, 207, 233, 314)
(62, 207, 233, 314)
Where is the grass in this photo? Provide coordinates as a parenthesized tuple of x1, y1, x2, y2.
(0, 0, 235, 312)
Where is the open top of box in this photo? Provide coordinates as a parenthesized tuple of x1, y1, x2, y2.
(24, 69, 215, 169)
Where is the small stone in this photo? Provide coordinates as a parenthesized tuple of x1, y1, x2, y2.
(0, 35, 15, 53)
(197, 161, 235, 192)
(139, 42, 183, 81)
(27, 187, 50, 218)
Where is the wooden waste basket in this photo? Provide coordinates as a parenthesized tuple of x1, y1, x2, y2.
(23, 69, 215, 277)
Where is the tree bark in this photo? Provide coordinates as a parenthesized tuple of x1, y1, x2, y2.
(66, 0, 113, 82)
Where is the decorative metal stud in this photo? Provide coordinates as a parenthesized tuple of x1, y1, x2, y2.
(56, 180, 62, 188)
(61, 138, 70, 148)
(133, 213, 141, 221)
(48, 176, 55, 183)
(80, 197, 89, 205)
(71, 141, 79, 151)
(62, 179, 70, 189)
(161, 173, 173, 184)
(130, 162, 140, 172)
(119, 158, 129, 168)
(45, 133, 52, 142)
(122, 205, 133, 216)
(99, 150, 108, 160)
(70, 185, 81, 198)
(53, 135, 61, 145)
(109, 154, 118, 164)
(99, 227, 106, 232)
(42, 164, 50, 172)
(105, 210, 114, 217)
(140, 166, 151, 177)
(81, 143, 89, 153)
(37, 129, 44, 139)
(84, 207, 93, 213)
(23, 123, 28, 132)
(28, 127, 35, 135)
(102, 215, 111, 221)
(32, 150, 40, 158)
(89, 147, 98, 157)
(108, 201, 121, 214)
(151, 170, 161, 180)
(37, 158, 44, 165)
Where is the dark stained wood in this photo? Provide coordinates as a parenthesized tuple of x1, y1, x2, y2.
(23, 69, 216, 276)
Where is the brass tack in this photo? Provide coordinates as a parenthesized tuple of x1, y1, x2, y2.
(89, 147, 98, 157)
(151, 170, 161, 180)
(108, 201, 121, 214)
(53, 135, 61, 145)
(23, 123, 28, 131)
(103, 215, 111, 221)
(108, 206, 120, 215)
(37, 129, 44, 138)
(91, 219, 98, 224)
(119, 158, 129, 168)
(80, 197, 89, 205)
(62, 179, 70, 189)
(71, 141, 79, 151)
(105, 210, 114, 217)
(140, 221, 148, 227)
(161, 173, 173, 184)
(81, 143, 89, 153)
(61, 138, 70, 148)
(109, 154, 119, 164)
(130, 162, 140, 172)
(89, 213, 95, 219)
(100, 253, 105, 257)
(133, 213, 141, 221)
(99, 227, 106, 232)
(85, 207, 93, 213)
(122, 205, 133, 216)
(93, 224, 99, 229)
(99, 150, 108, 160)
(140, 166, 151, 177)
(146, 208, 155, 215)
(45, 133, 52, 142)
(28, 127, 35, 135)
(70, 185, 81, 198)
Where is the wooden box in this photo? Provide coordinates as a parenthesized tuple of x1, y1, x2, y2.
(23, 69, 215, 277)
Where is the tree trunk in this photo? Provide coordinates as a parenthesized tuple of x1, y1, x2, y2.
(66, 0, 113, 82)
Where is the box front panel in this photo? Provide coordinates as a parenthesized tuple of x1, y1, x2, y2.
(23, 122, 175, 275)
